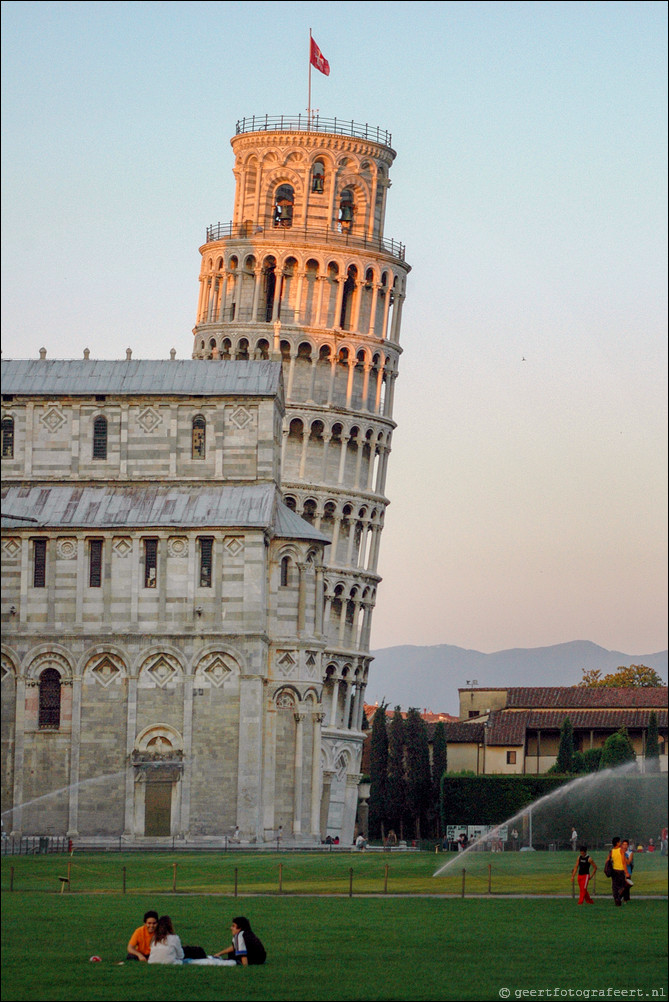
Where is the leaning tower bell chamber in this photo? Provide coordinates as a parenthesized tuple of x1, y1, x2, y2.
(192, 116, 410, 835)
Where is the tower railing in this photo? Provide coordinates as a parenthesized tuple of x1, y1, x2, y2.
(204, 221, 406, 262)
(235, 115, 392, 148)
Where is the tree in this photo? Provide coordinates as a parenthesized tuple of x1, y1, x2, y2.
(431, 722, 448, 835)
(599, 727, 637, 770)
(553, 717, 574, 773)
(368, 703, 389, 838)
(645, 711, 661, 774)
(579, 665, 664, 688)
(404, 708, 432, 841)
(386, 706, 407, 840)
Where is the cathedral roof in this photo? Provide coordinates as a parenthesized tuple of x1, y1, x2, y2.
(1, 483, 328, 542)
(1, 358, 283, 398)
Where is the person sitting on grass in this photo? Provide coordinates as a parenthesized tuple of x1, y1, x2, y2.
(126, 910, 158, 962)
(213, 916, 266, 966)
(148, 915, 184, 965)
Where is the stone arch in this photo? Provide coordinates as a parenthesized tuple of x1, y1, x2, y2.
(1, 647, 19, 683)
(24, 646, 73, 680)
(193, 648, 243, 689)
(134, 647, 186, 687)
(80, 646, 128, 688)
(135, 722, 183, 754)
(274, 685, 300, 709)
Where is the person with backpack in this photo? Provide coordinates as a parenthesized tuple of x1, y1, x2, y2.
(571, 845, 597, 904)
(606, 836, 630, 906)
(213, 916, 266, 966)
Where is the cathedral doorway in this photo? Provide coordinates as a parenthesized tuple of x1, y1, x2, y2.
(144, 782, 172, 837)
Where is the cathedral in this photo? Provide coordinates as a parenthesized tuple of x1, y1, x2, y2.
(1, 115, 410, 843)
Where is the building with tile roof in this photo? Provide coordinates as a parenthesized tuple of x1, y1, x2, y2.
(452, 686, 668, 774)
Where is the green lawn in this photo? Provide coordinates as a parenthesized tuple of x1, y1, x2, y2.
(2, 848, 667, 897)
(1, 894, 667, 1001)
(2, 851, 667, 1000)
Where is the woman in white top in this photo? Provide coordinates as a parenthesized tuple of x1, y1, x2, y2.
(148, 915, 184, 965)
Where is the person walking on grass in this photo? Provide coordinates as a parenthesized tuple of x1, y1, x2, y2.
(571, 845, 597, 904)
(607, 836, 630, 906)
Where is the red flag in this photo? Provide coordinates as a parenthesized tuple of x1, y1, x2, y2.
(310, 37, 330, 76)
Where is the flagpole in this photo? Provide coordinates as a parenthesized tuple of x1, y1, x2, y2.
(308, 28, 312, 130)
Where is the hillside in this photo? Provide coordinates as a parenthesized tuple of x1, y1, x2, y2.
(366, 641, 668, 715)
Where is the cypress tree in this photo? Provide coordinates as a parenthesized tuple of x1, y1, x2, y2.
(431, 722, 448, 836)
(554, 717, 574, 773)
(386, 706, 407, 840)
(404, 708, 432, 841)
(368, 703, 389, 838)
(644, 712, 661, 774)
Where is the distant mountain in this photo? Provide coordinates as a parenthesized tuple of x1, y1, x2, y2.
(366, 641, 668, 716)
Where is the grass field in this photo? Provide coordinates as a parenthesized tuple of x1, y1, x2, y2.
(2, 848, 667, 896)
(2, 852, 667, 1001)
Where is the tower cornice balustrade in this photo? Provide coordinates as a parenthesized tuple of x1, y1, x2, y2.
(234, 114, 395, 151)
(202, 221, 408, 264)
(192, 319, 404, 363)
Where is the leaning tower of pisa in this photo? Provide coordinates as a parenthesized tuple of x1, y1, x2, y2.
(192, 115, 409, 839)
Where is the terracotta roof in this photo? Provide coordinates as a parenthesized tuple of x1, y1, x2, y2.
(485, 711, 531, 746)
(524, 708, 668, 730)
(363, 704, 459, 727)
(506, 687, 667, 709)
(440, 722, 485, 743)
(484, 707, 667, 746)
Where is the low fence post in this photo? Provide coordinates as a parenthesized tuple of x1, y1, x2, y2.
(172, 863, 177, 893)
(461, 868, 466, 899)
(122, 866, 126, 894)
(278, 863, 283, 894)
(349, 868, 353, 898)
(488, 863, 492, 894)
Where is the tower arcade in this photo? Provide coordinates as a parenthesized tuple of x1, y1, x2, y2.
(192, 116, 410, 835)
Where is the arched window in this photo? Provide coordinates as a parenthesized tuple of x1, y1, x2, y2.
(311, 160, 325, 193)
(92, 416, 107, 460)
(280, 555, 291, 587)
(39, 668, 61, 729)
(192, 416, 206, 459)
(1, 416, 14, 458)
(339, 189, 354, 232)
(274, 184, 294, 228)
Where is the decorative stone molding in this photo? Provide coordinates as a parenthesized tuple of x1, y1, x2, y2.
(56, 538, 77, 560)
(1, 537, 20, 559)
(276, 650, 297, 677)
(167, 536, 188, 557)
(194, 651, 239, 688)
(85, 652, 126, 688)
(229, 405, 254, 430)
(112, 536, 133, 557)
(137, 406, 162, 433)
(40, 406, 66, 433)
(223, 536, 244, 557)
(138, 653, 182, 688)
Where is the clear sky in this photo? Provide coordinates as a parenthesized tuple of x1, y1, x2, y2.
(2, 1, 667, 655)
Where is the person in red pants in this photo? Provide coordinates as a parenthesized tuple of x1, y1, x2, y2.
(571, 845, 597, 904)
